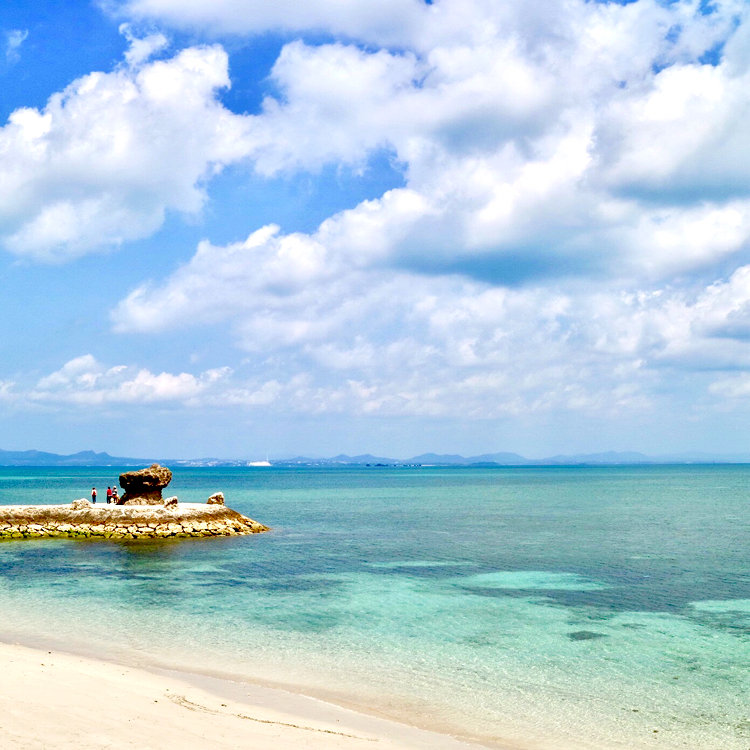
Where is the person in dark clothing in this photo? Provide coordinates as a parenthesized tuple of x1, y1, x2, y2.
(91, 487, 97, 503)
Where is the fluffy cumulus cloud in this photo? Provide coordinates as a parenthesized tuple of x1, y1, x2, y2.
(0, 30, 252, 260)
(0, 354, 294, 412)
(21, 354, 233, 407)
(226, 0, 750, 286)
(111, 222, 750, 417)
(105, 0, 750, 276)
(15, 1, 750, 423)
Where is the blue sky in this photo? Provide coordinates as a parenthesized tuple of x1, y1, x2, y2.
(1, 0, 749, 459)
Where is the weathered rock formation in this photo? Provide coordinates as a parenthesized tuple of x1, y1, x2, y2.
(118, 464, 173, 505)
(207, 492, 225, 505)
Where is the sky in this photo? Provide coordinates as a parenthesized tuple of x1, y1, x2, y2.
(1, 0, 750, 460)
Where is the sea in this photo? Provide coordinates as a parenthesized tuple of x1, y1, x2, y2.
(0, 465, 747, 749)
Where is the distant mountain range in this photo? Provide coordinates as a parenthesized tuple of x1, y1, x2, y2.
(0, 450, 142, 466)
(1, 448, 749, 467)
(275, 450, 750, 466)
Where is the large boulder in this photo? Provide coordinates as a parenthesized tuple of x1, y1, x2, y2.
(118, 464, 173, 505)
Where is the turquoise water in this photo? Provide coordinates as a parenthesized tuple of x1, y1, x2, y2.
(0, 465, 748, 748)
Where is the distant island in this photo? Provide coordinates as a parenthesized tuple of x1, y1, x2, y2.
(0, 448, 749, 467)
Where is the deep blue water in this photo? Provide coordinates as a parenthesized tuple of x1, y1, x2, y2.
(0, 465, 748, 748)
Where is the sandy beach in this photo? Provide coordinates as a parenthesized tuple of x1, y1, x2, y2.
(0, 641, 494, 750)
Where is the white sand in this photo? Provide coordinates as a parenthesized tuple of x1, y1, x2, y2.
(0, 641, 496, 750)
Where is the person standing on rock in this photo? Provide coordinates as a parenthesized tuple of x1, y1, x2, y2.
(91, 487, 97, 503)
(106, 486, 112, 504)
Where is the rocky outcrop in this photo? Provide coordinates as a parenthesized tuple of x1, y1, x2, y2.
(0, 464, 270, 540)
(0, 504, 268, 539)
(118, 464, 173, 505)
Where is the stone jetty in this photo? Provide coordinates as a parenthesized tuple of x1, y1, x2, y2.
(0, 464, 269, 540)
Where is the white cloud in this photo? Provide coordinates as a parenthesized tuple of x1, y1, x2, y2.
(4, 29, 28, 64)
(0, 380, 16, 402)
(108, 208, 750, 419)
(7, 1, 750, 275)
(102, 0, 750, 420)
(26, 263, 750, 423)
(0, 40, 252, 260)
(119, 23, 168, 66)
(29, 355, 233, 406)
(596, 58, 750, 201)
(200, 1, 750, 285)
(709, 373, 750, 399)
(14, 0, 747, 425)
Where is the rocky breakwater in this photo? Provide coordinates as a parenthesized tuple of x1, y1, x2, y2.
(0, 464, 269, 540)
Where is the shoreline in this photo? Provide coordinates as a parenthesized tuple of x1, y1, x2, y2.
(0, 639, 506, 750)
(2, 599, 733, 750)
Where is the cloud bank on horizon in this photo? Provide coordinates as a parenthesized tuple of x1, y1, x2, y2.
(0, 0, 749, 457)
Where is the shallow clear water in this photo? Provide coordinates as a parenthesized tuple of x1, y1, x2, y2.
(0, 466, 748, 748)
